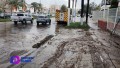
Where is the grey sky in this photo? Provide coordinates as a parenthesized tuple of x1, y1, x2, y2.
(25, 0, 102, 9)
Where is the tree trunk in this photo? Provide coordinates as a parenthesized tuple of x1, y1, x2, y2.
(86, 0, 90, 24)
(3, 9, 5, 19)
(11, 5, 12, 15)
(74, 0, 77, 22)
(81, 0, 84, 25)
(34, 7, 36, 13)
(72, 0, 75, 22)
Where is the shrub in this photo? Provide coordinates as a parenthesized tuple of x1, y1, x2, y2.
(66, 22, 90, 30)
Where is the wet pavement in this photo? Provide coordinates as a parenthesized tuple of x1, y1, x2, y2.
(0, 18, 56, 68)
(0, 17, 120, 68)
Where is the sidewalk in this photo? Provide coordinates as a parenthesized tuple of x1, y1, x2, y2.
(88, 18, 99, 29)
(88, 18, 120, 68)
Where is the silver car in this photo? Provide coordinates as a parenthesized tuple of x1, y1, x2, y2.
(11, 13, 33, 25)
(36, 15, 51, 25)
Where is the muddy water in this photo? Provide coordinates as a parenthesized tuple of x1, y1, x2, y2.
(0, 18, 57, 68)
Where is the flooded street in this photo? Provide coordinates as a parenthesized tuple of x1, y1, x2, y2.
(0, 18, 120, 68)
(0, 18, 56, 67)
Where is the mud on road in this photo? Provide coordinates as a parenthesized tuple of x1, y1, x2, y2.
(10, 27, 119, 68)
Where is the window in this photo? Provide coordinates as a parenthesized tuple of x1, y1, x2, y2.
(28, 15, 31, 17)
(38, 16, 44, 18)
(17, 14, 24, 16)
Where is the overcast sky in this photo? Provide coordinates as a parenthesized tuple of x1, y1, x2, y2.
(25, 0, 102, 9)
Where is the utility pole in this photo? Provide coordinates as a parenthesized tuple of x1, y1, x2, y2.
(86, 0, 90, 24)
(81, 0, 84, 25)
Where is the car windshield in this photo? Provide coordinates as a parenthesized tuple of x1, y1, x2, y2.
(17, 14, 24, 16)
(38, 16, 45, 18)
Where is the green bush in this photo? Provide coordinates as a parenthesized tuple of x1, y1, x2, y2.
(0, 18, 11, 22)
(66, 22, 90, 30)
(110, 0, 118, 8)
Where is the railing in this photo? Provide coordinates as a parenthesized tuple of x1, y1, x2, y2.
(93, 7, 120, 35)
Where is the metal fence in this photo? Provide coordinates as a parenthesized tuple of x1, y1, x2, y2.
(92, 8, 118, 23)
(93, 7, 120, 35)
(114, 7, 120, 35)
(107, 8, 117, 30)
(92, 11, 103, 22)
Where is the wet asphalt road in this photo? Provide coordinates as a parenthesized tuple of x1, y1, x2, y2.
(0, 18, 57, 67)
(0, 17, 120, 68)
(1, 18, 56, 49)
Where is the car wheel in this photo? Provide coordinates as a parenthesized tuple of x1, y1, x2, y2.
(14, 21, 17, 25)
(37, 22, 39, 26)
(31, 20, 33, 24)
(23, 19, 27, 25)
(44, 21, 47, 25)
(49, 20, 51, 25)
(21, 21, 24, 24)
(45, 23, 47, 25)
(42, 23, 44, 25)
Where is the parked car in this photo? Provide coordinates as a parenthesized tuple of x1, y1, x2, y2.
(0, 13, 11, 18)
(0, 13, 5, 18)
(36, 15, 51, 25)
(32, 13, 39, 17)
(5, 13, 11, 18)
(11, 13, 33, 25)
